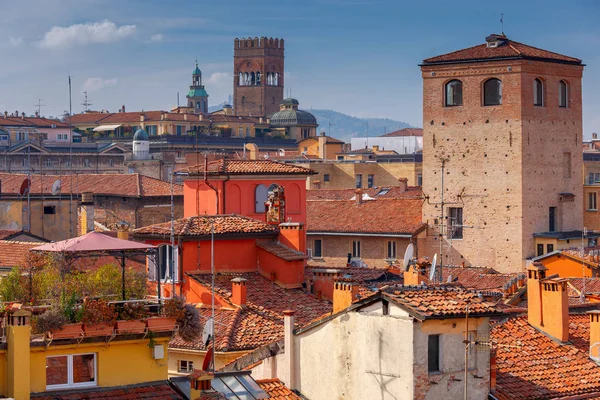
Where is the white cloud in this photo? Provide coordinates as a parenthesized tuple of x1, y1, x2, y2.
(82, 77, 117, 92)
(8, 36, 23, 47)
(150, 33, 164, 42)
(39, 20, 136, 49)
(206, 72, 230, 85)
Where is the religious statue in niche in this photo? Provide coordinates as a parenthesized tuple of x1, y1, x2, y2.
(265, 185, 285, 225)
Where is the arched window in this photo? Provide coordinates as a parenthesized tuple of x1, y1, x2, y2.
(244, 72, 249, 85)
(274, 72, 279, 86)
(256, 71, 261, 85)
(445, 80, 463, 107)
(250, 72, 255, 85)
(483, 78, 502, 106)
(238, 72, 244, 86)
(559, 80, 568, 108)
(255, 184, 268, 213)
(534, 78, 544, 106)
(196, 101, 201, 109)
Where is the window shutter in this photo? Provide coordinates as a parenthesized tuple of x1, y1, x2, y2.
(147, 254, 157, 281)
(173, 246, 180, 282)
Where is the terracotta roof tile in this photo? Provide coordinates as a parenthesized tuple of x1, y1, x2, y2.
(187, 271, 332, 327)
(0, 241, 39, 268)
(0, 173, 180, 197)
(442, 266, 517, 294)
(177, 159, 314, 176)
(568, 277, 600, 294)
(307, 186, 422, 201)
(31, 381, 184, 399)
(0, 230, 21, 240)
(380, 128, 423, 137)
(307, 198, 426, 235)
(133, 215, 278, 238)
(256, 379, 301, 399)
(383, 286, 501, 319)
(256, 241, 308, 261)
(492, 315, 600, 400)
(423, 35, 581, 65)
(0, 117, 70, 128)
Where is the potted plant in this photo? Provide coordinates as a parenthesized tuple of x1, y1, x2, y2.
(81, 299, 117, 337)
(36, 306, 82, 340)
(116, 302, 147, 334)
(146, 297, 183, 332)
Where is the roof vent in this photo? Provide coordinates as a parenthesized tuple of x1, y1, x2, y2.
(485, 34, 507, 48)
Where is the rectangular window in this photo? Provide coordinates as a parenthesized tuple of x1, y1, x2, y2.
(537, 244, 544, 257)
(177, 360, 194, 373)
(108, 159, 114, 167)
(448, 207, 463, 239)
(46, 354, 96, 390)
(44, 205, 56, 215)
(352, 240, 361, 258)
(83, 159, 90, 168)
(45, 159, 52, 168)
(313, 239, 322, 258)
(323, 174, 330, 182)
(246, 127, 250, 137)
(355, 174, 363, 189)
(428, 335, 440, 372)
(547, 244, 554, 253)
(367, 174, 374, 188)
(238, 127, 243, 137)
(549, 207, 557, 232)
(65, 159, 71, 168)
(589, 192, 597, 211)
(146, 125, 157, 135)
(337, 156, 344, 161)
(176, 125, 182, 136)
(417, 174, 423, 186)
(387, 241, 396, 259)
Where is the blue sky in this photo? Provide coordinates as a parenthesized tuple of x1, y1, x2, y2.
(1, 0, 599, 136)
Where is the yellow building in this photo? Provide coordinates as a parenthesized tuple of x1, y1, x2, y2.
(297, 134, 344, 160)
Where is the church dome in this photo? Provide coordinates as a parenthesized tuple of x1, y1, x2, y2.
(280, 98, 299, 106)
(133, 128, 148, 141)
(270, 108, 317, 127)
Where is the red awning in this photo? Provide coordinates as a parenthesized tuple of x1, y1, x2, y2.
(31, 231, 155, 253)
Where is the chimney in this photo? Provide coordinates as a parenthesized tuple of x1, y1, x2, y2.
(121, 105, 126, 113)
(3, 111, 7, 118)
(80, 192, 95, 236)
(20, 112, 25, 119)
(333, 281, 358, 313)
(527, 262, 569, 342)
(278, 222, 306, 253)
(404, 263, 428, 286)
(199, 114, 203, 121)
(398, 177, 408, 192)
(317, 134, 327, 159)
(35, 111, 39, 118)
(355, 189, 362, 205)
(372, 145, 380, 152)
(189, 370, 215, 400)
(245, 143, 259, 160)
(6, 309, 31, 400)
(184, 114, 188, 121)
(140, 114, 145, 122)
(259, 117, 263, 124)
(283, 310, 296, 390)
(116, 221, 129, 241)
(231, 277, 247, 307)
(589, 311, 600, 361)
(593, 133, 598, 140)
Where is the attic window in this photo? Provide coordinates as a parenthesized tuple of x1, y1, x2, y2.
(377, 188, 390, 196)
(44, 205, 56, 215)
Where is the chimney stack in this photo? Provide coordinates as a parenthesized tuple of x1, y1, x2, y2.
(317, 134, 327, 159)
(6, 309, 31, 400)
(404, 262, 428, 286)
(139, 114, 145, 122)
(589, 311, 600, 361)
(398, 177, 408, 192)
(283, 310, 296, 390)
(80, 192, 95, 236)
(355, 189, 362, 205)
(231, 277, 247, 307)
(116, 221, 129, 241)
(372, 145, 380, 152)
(121, 105, 126, 113)
(188, 370, 215, 400)
(333, 281, 358, 313)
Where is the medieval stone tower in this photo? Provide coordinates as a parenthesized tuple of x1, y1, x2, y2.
(233, 37, 284, 117)
(420, 34, 584, 273)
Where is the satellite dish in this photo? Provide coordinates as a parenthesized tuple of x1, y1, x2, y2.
(51, 179, 61, 196)
(429, 253, 438, 281)
(403, 244, 414, 272)
(19, 178, 30, 197)
(202, 317, 214, 347)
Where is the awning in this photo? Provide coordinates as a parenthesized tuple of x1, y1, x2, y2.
(93, 124, 122, 132)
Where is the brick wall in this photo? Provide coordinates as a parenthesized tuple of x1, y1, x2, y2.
(94, 195, 183, 229)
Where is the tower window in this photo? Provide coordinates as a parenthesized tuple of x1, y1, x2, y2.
(448, 207, 463, 239)
(549, 207, 557, 232)
(534, 78, 544, 106)
(559, 81, 568, 108)
(444, 80, 463, 107)
(483, 78, 502, 106)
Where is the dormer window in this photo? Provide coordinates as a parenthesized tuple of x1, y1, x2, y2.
(483, 78, 502, 106)
(485, 34, 507, 48)
(445, 80, 463, 107)
(534, 78, 544, 106)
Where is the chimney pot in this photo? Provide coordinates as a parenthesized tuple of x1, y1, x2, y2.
(355, 189, 362, 205)
(398, 177, 408, 192)
(333, 281, 358, 313)
(231, 277, 247, 306)
(589, 311, 600, 360)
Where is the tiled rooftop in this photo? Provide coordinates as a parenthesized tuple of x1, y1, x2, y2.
(307, 198, 425, 235)
(307, 186, 422, 201)
(380, 127, 423, 137)
(187, 271, 332, 327)
(0, 173, 180, 197)
(442, 266, 517, 294)
(568, 277, 600, 294)
(177, 159, 314, 176)
(31, 380, 184, 399)
(0, 241, 40, 268)
(382, 286, 501, 319)
(133, 215, 278, 237)
(0, 116, 70, 128)
(492, 315, 600, 400)
(256, 379, 301, 399)
(256, 241, 307, 261)
(422, 35, 581, 65)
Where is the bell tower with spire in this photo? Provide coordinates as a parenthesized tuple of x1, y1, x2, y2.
(186, 61, 209, 114)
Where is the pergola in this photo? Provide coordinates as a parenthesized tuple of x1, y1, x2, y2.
(31, 232, 157, 300)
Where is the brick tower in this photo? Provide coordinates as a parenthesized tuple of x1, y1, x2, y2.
(420, 34, 584, 273)
(233, 37, 284, 117)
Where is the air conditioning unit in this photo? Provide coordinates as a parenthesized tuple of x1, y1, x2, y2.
(152, 344, 165, 360)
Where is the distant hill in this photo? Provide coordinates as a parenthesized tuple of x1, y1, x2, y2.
(207, 104, 414, 143)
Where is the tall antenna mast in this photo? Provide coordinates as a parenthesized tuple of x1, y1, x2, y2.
(34, 99, 46, 116)
(500, 13, 505, 35)
(82, 91, 92, 111)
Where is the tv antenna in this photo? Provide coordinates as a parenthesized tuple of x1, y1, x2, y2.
(82, 91, 92, 111)
(34, 99, 46, 115)
(500, 13, 505, 35)
(429, 253, 438, 281)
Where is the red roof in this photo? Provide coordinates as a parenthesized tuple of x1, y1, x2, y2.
(256, 241, 308, 261)
(177, 159, 314, 176)
(307, 198, 425, 235)
(31, 231, 155, 253)
(380, 128, 423, 137)
(568, 277, 600, 294)
(0, 117, 70, 128)
(31, 381, 184, 399)
(423, 35, 581, 65)
(307, 186, 422, 201)
(133, 215, 278, 238)
(0, 241, 39, 268)
(297, 135, 344, 144)
(492, 315, 600, 400)
(0, 173, 180, 197)
(442, 266, 517, 294)
(256, 379, 301, 399)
